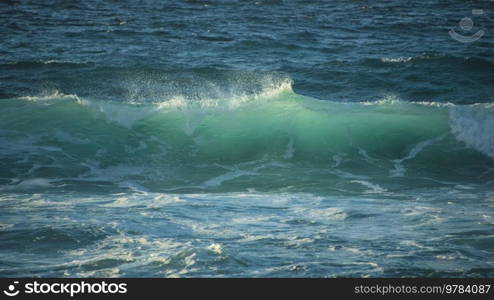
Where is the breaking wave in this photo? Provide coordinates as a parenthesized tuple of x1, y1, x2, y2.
(1, 80, 493, 192)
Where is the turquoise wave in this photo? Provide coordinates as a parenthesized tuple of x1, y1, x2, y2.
(1, 83, 493, 193)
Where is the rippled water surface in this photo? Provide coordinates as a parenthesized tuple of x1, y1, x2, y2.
(1, 0, 494, 277)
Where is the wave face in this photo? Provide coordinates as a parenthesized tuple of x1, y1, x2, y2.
(1, 81, 493, 193)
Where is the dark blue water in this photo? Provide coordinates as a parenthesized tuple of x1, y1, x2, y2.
(1, 0, 494, 277)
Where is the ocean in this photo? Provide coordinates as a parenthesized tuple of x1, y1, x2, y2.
(1, 0, 494, 277)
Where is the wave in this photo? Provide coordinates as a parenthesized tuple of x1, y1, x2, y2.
(1, 82, 493, 192)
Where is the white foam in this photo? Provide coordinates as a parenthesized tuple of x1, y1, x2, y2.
(232, 215, 272, 224)
(390, 135, 444, 177)
(256, 79, 294, 99)
(401, 206, 438, 217)
(361, 95, 401, 106)
(328, 245, 373, 256)
(150, 194, 184, 206)
(0, 178, 54, 191)
(400, 206, 444, 225)
(238, 234, 272, 243)
(207, 243, 223, 255)
(17, 90, 81, 103)
(360, 97, 453, 109)
(399, 240, 434, 250)
(285, 237, 314, 247)
(449, 104, 494, 159)
(13, 78, 294, 132)
(350, 180, 387, 194)
(183, 253, 196, 267)
(63, 233, 189, 277)
(294, 207, 348, 221)
(156, 79, 293, 110)
(435, 255, 455, 260)
(381, 57, 412, 63)
(103, 193, 184, 208)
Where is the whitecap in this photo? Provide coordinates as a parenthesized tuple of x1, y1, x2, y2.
(449, 103, 494, 159)
(207, 243, 223, 255)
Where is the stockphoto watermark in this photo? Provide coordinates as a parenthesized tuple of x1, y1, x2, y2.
(449, 7, 487, 43)
(2, 280, 127, 297)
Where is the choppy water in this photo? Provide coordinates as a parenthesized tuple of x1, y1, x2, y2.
(1, 0, 494, 277)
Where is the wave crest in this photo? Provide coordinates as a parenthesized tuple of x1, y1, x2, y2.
(3, 89, 494, 192)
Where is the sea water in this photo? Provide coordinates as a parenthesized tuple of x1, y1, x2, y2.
(1, 0, 493, 277)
